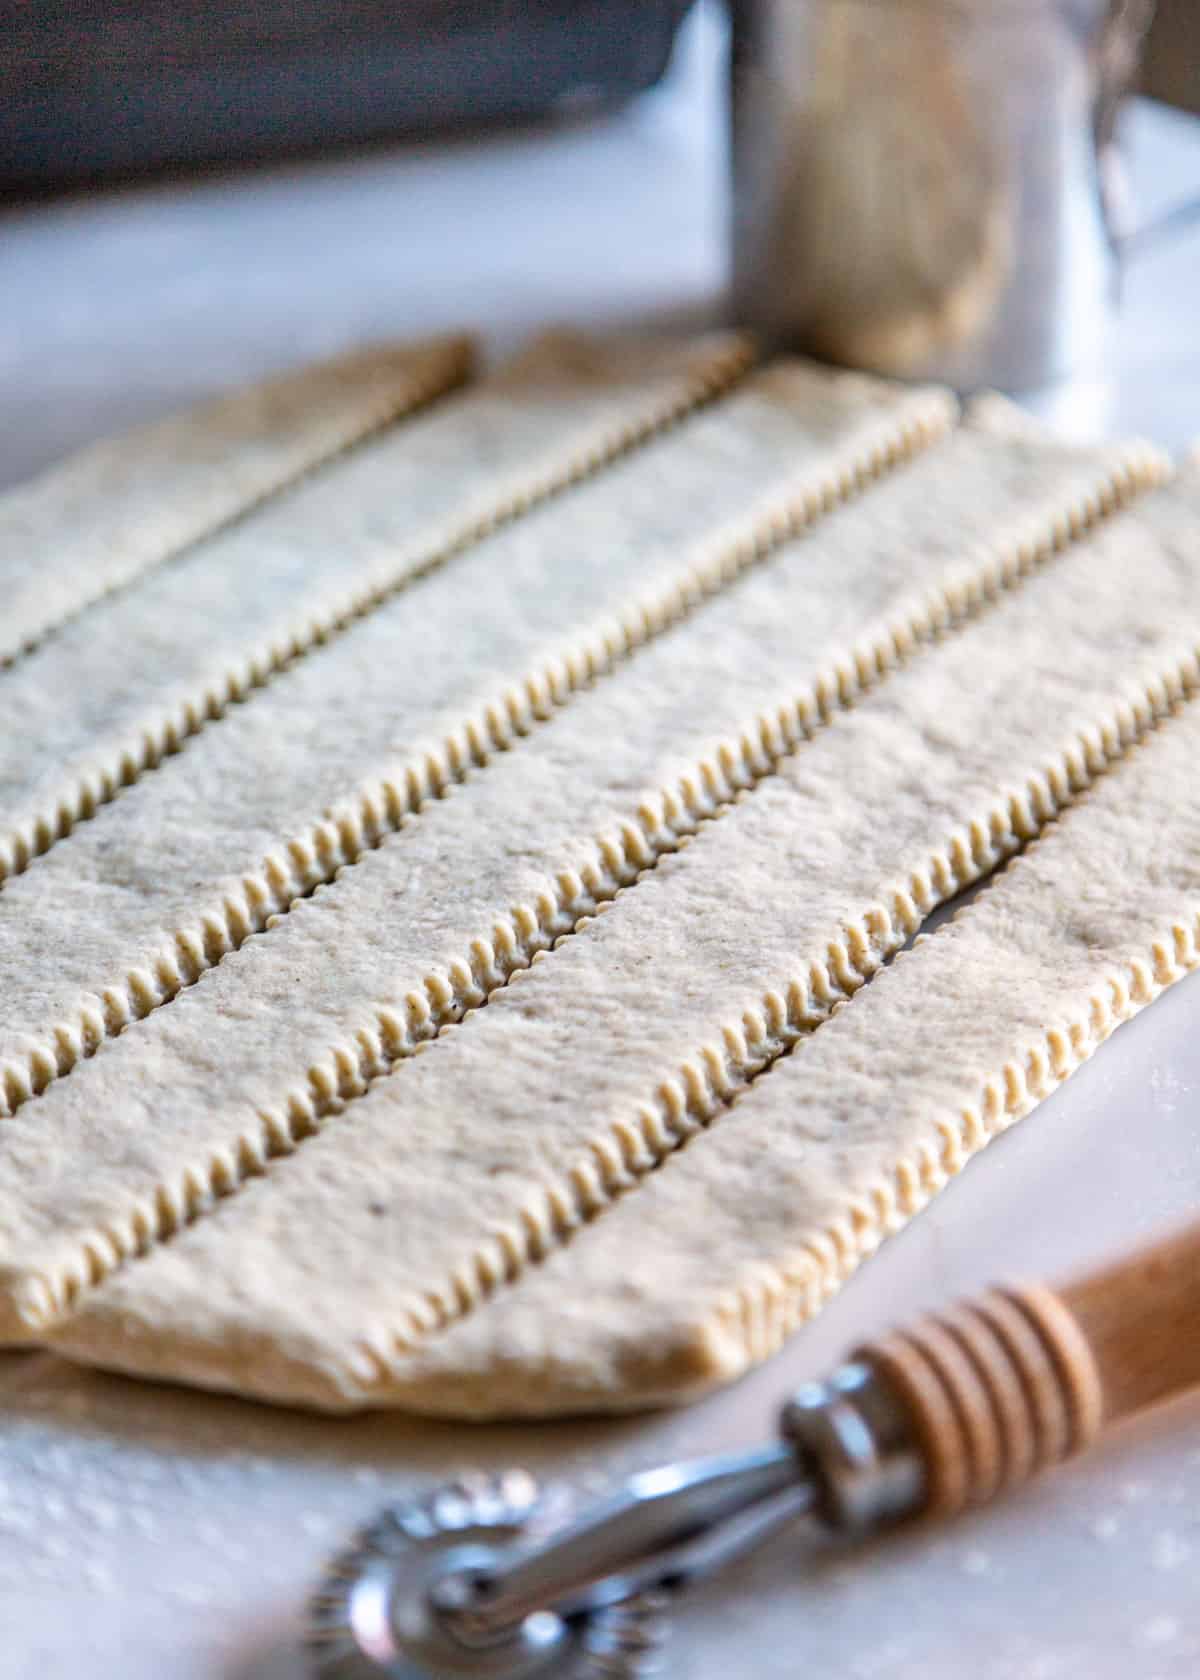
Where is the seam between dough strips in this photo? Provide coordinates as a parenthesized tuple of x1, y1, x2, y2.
(0, 337, 474, 677)
(0, 336, 755, 888)
(22, 440, 1167, 1333)
(0, 373, 949, 1123)
(342, 655, 1200, 1382)
(701, 723, 1200, 1376)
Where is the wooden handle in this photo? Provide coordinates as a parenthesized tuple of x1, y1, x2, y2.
(853, 1220, 1200, 1518)
(1056, 1219, 1200, 1425)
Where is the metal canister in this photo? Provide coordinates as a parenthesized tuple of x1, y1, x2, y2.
(730, 0, 1155, 392)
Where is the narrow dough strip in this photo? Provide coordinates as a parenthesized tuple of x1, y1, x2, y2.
(0, 331, 752, 885)
(375, 675, 1200, 1418)
(0, 334, 473, 669)
(0, 365, 952, 1121)
(0, 410, 1130, 1322)
(31, 472, 1200, 1404)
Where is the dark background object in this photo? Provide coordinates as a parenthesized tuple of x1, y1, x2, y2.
(1141, 0, 1200, 115)
(2, 0, 1192, 197)
(0, 0, 694, 193)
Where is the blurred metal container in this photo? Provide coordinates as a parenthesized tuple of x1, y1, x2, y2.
(730, 0, 1155, 392)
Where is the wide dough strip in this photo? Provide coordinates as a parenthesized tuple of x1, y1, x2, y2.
(0, 334, 473, 668)
(0, 408, 1143, 1332)
(382, 641, 1200, 1419)
(0, 360, 949, 1120)
(0, 331, 751, 885)
(37, 469, 1200, 1410)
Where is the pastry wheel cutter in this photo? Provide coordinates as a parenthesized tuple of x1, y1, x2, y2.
(308, 1219, 1200, 1677)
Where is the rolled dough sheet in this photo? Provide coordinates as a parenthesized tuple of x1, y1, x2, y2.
(0, 405, 1149, 1336)
(0, 330, 751, 887)
(0, 356, 945, 1124)
(0, 334, 472, 668)
(35, 467, 1200, 1411)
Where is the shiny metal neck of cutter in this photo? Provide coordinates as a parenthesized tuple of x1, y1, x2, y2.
(308, 1362, 924, 1680)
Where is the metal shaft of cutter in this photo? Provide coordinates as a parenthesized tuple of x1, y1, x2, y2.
(430, 1444, 812, 1637)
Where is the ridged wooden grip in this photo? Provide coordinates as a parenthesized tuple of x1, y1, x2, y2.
(856, 1286, 1103, 1516)
(854, 1221, 1200, 1519)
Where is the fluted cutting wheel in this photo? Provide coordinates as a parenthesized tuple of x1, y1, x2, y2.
(307, 1470, 667, 1680)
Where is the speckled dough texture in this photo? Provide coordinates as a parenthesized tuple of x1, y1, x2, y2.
(0, 328, 771, 1110)
(0, 329, 755, 891)
(0, 334, 474, 669)
(4, 336, 1198, 1417)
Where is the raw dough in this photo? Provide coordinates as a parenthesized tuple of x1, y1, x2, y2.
(381, 608, 1200, 1417)
(0, 327, 746, 893)
(0, 334, 472, 668)
(0, 351, 936, 1124)
(5, 341, 1198, 1420)
(0, 400, 1129, 1335)
(43, 471, 1200, 1411)
(0, 330, 750, 887)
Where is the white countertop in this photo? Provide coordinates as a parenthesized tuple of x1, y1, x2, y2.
(2, 8, 1200, 1676)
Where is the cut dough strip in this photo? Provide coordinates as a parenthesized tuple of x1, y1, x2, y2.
(23, 465, 1200, 1405)
(0, 330, 752, 886)
(0, 334, 473, 669)
(0, 362, 950, 1124)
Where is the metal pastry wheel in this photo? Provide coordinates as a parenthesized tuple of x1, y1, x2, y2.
(308, 1470, 669, 1679)
(308, 1222, 1200, 1678)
